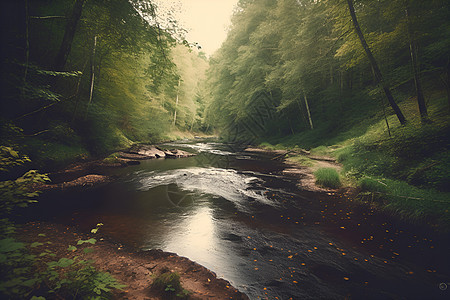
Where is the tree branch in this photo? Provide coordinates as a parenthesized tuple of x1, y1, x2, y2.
(30, 16, 67, 20)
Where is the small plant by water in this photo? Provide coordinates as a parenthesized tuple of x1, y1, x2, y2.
(314, 168, 342, 189)
(152, 271, 190, 299)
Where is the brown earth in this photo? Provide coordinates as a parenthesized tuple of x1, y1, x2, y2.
(18, 222, 249, 300)
(244, 147, 342, 192)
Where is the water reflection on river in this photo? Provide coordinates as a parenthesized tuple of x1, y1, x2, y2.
(32, 140, 450, 299)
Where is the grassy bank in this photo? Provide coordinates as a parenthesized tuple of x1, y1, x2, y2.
(259, 96, 450, 229)
(6, 128, 197, 173)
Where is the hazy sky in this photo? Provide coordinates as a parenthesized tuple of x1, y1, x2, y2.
(153, 0, 239, 55)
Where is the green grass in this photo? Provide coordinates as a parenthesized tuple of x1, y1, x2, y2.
(286, 155, 316, 167)
(259, 142, 287, 151)
(260, 95, 450, 228)
(314, 168, 342, 189)
(357, 176, 450, 226)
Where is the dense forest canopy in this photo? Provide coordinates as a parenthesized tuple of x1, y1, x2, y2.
(1, 0, 208, 169)
(205, 0, 450, 142)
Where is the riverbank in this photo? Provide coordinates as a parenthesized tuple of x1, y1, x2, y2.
(255, 121, 450, 231)
(17, 221, 248, 300)
(244, 147, 343, 193)
(33, 144, 195, 191)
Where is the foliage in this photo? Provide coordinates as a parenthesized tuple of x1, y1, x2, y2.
(314, 168, 342, 189)
(0, 230, 40, 299)
(359, 177, 389, 194)
(205, 0, 450, 144)
(152, 271, 189, 299)
(0, 146, 123, 299)
(103, 152, 121, 164)
(0, 170, 50, 216)
(1, 0, 208, 168)
(40, 226, 126, 299)
(0, 146, 31, 172)
(1, 221, 125, 299)
(0, 146, 50, 216)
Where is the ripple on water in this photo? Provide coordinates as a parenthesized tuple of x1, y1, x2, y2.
(163, 142, 235, 156)
(135, 167, 278, 212)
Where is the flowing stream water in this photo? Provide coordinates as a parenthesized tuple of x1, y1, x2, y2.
(29, 140, 449, 299)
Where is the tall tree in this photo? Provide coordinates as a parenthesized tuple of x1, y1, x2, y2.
(53, 0, 85, 71)
(346, 0, 406, 125)
(405, 0, 429, 122)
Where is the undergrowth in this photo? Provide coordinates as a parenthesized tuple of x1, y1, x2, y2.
(259, 96, 450, 229)
(0, 146, 126, 298)
(314, 168, 342, 189)
(152, 270, 190, 299)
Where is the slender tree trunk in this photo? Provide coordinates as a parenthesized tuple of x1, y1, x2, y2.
(190, 115, 195, 132)
(442, 57, 450, 112)
(173, 79, 180, 126)
(296, 99, 308, 125)
(303, 93, 314, 130)
(347, 0, 407, 125)
(53, 0, 85, 70)
(85, 36, 97, 120)
(71, 58, 89, 123)
(405, 2, 429, 123)
(24, 0, 29, 84)
(330, 64, 334, 85)
(288, 117, 295, 135)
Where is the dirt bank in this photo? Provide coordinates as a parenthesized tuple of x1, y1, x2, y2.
(244, 147, 342, 192)
(18, 222, 248, 300)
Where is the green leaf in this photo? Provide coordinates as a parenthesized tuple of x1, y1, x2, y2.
(51, 258, 74, 268)
(30, 242, 44, 248)
(83, 248, 94, 254)
(0, 238, 25, 253)
(21, 278, 38, 287)
(77, 238, 97, 245)
(67, 245, 77, 252)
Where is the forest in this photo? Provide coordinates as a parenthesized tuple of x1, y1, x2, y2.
(206, 0, 450, 221)
(1, 0, 449, 299)
(1, 0, 208, 171)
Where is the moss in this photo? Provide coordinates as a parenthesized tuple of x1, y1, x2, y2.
(103, 152, 121, 164)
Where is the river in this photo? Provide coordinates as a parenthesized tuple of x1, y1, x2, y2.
(28, 140, 449, 299)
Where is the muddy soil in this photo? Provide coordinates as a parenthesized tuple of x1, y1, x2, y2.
(18, 222, 248, 300)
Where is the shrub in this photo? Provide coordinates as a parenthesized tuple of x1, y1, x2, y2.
(314, 168, 341, 189)
(152, 271, 189, 299)
(103, 152, 121, 164)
